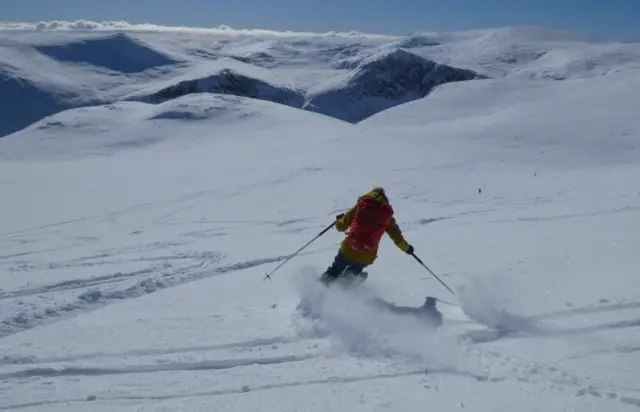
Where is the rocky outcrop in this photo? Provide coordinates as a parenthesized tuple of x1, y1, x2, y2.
(136, 68, 305, 108)
(303, 48, 484, 123)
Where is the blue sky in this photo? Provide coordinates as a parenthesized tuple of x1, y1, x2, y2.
(3, 0, 639, 41)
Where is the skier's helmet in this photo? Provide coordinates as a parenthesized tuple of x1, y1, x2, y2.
(372, 186, 388, 201)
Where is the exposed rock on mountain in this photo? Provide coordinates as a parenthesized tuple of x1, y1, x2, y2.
(135, 68, 305, 108)
(303, 48, 484, 123)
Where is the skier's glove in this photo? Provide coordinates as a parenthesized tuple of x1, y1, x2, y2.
(336, 213, 345, 220)
(405, 245, 414, 255)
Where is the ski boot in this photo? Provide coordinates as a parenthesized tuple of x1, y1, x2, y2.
(319, 270, 368, 289)
(340, 270, 368, 288)
(319, 271, 337, 287)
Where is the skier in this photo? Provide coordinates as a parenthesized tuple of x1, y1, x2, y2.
(319, 187, 414, 287)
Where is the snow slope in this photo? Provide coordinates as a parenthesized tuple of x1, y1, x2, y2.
(1, 23, 640, 412)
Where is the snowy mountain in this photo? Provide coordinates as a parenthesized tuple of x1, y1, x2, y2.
(4, 24, 640, 138)
(1, 21, 640, 412)
(304, 48, 482, 123)
(133, 66, 305, 108)
(33, 32, 181, 73)
(0, 33, 184, 137)
(0, 93, 347, 161)
(0, 40, 104, 137)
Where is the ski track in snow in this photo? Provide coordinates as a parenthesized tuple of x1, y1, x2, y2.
(464, 347, 640, 409)
(489, 204, 640, 224)
(3, 296, 639, 365)
(0, 178, 359, 339)
(2, 193, 639, 411)
(1, 198, 638, 409)
(0, 369, 494, 411)
(0, 249, 299, 338)
(0, 354, 324, 380)
(0, 195, 482, 340)
(1, 330, 639, 411)
(0, 335, 313, 365)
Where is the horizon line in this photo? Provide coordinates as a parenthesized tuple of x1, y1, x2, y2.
(0, 19, 615, 42)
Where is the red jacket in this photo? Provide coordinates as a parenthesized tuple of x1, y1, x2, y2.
(336, 189, 411, 264)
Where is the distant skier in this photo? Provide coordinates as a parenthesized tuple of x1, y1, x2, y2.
(320, 187, 414, 287)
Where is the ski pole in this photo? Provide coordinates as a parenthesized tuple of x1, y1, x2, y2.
(264, 221, 336, 280)
(411, 253, 457, 298)
(433, 297, 460, 307)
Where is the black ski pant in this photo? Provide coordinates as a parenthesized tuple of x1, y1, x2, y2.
(322, 250, 368, 280)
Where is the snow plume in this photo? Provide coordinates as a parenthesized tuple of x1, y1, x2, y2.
(0, 20, 397, 40)
(291, 267, 459, 370)
(457, 274, 544, 333)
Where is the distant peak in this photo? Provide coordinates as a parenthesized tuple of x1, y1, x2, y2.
(358, 47, 422, 67)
